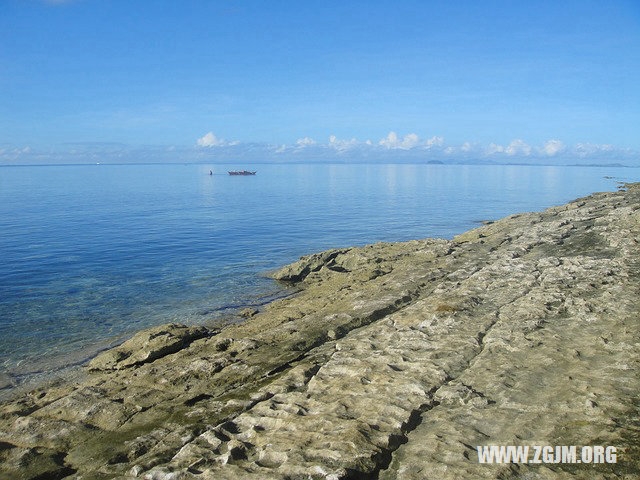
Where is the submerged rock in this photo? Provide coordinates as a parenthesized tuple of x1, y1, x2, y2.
(0, 373, 14, 391)
(1, 183, 639, 479)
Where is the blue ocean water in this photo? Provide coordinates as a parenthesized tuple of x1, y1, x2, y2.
(0, 163, 634, 386)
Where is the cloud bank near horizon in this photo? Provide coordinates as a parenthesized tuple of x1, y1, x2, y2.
(191, 131, 638, 165)
(2, 131, 638, 166)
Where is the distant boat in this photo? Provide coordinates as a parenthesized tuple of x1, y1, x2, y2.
(228, 170, 256, 176)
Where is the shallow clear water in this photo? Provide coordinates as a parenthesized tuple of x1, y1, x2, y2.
(0, 163, 635, 384)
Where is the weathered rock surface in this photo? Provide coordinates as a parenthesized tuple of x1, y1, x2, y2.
(1, 184, 639, 479)
(88, 324, 211, 371)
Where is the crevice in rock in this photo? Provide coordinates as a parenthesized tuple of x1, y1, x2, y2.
(341, 396, 440, 480)
(266, 352, 309, 377)
(0, 440, 16, 451)
(326, 263, 350, 273)
(184, 393, 213, 407)
(124, 331, 212, 369)
(275, 250, 349, 283)
(460, 382, 495, 404)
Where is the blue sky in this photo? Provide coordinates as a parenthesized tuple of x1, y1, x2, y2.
(1, 0, 639, 164)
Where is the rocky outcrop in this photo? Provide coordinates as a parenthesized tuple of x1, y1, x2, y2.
(88, 324, 211, 371)
(1, 184, 639, 479)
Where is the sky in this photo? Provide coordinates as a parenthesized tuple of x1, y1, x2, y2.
(1, 0, 639, 164)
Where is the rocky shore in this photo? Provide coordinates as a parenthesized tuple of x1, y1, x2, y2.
(1, 184, 639, 479)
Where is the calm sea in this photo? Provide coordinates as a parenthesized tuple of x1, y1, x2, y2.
(0, 163, 634, 389)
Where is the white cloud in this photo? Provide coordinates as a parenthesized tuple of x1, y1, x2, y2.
(379, 131, 420, 150)
(485, 143, 505, 155)
(296, 137, 316, 146)
(377, 132, 444, 150)
(425, 136, 444, 148)
(197, 132, 227, 147)
(505, 139, 532, 156)
(574, 142, 615, 157)
(329, 135, 359, 151)
(540, 139, 565, 156)
(485, 139, 531, 156)
(439, 141, 475, 156)
(401, 133, 420, 149)
(379, 131, 399, 148)
(6, 146, 32, 155)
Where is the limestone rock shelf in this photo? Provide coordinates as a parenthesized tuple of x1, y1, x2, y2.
(1, 184, 639, 479)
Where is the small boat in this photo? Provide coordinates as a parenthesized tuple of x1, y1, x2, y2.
(228, 170, 256, 176)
